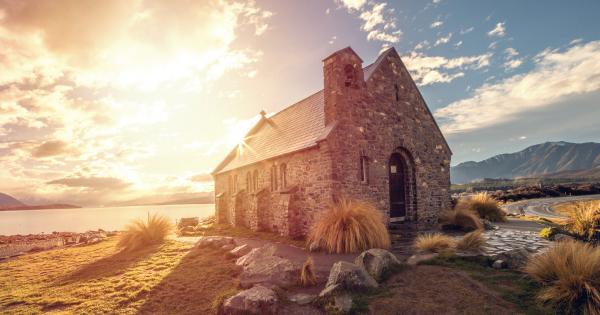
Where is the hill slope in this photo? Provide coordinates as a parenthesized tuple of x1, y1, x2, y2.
(451, 141, 600, 184)
(0, 192, 24, 206)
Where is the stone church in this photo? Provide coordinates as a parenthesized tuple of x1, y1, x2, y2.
(212, 47, 452, 238)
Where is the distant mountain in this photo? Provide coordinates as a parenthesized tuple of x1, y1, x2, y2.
(112, 192, 214, 207)
(451, 141, 600, 184)
(0, 192, 24, 206)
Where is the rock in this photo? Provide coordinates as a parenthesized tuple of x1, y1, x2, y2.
(492, 260, 505, 269)
(406, 252, 438, 266)
(554, 234, 575, 242)
(179, 226, 195, 233)
(236, 245, 277, 267)
(482, 219, 495, 230)
(354, 248, 401, 280)
(221, 244, 235, 251)
(239, 255, 299, 288)
(325, 261, 378, 291)
(196, 236, 234, 249)
(327, 292, 353, 314)
(230, 244, 252, 257)
(492, 248, 530, 269)
(178, 217, 199, 228)
(288, 293, 316, 305)
(221, 285, 278, 315)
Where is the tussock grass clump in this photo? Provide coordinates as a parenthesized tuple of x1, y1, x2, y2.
(439, 207, 483, 232)
(455, 230, 486, 252)
(300, 256, 317, 287)
(458, 193, 506, 222)
(567, 201, 600, 242)
(307, 198, 390, 254)
(414, 233, 455, 253)
(118, 214, 172, 251)
(525, 240, 600, 315)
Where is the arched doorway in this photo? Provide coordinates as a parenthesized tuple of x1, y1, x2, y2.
(389, 150, 415, 221)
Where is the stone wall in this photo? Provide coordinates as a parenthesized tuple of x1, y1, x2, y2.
(322, 48, 451, 228)
(214, 143, 335, 237)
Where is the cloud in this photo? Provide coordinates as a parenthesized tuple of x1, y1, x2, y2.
(430, 20, 443, 28)
(47, 176, 131, 190)
(488, 22, 506, 37)
(338, 1, 401, 44)
(503, 48, 522, 70)
(504, 47, 519, 57)
(435, 40, 600, 134)
(403, 51, 492, 85)
(337, 0, 367, 10)
(189, 173, 213, 183)
(434, 33, 452, 46)
(504, 59, 523, 69)
(460, 27, 474, 35)
(31, 140, 76, 158)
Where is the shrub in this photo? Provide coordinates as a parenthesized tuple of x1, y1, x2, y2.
(300, 256, 317, 287)
(567, 201, 600, 242)
(414, 233, 455, 253)
(118, 214, 172, 251)
(307, 198, 390, 254)
(458, 193, 506, 222)
(525, 240, 600, 315)
(439, 206, 483, 232)
(456, 230, 486, 253)
(539, 227, 557, 240)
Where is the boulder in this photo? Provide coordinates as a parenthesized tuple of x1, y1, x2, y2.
(221, 285, 278, 315)
(407, 252, 438, 266)
(492, 260, 505, 269)
(178, 217, 199, 228)
(324, 261, 378, 291)
(221, 244, 236, 251)
(239, 254, 299, 288)
(288, 293, 316, 305)
(196, 236, 234, 249)
(492, 248, 530, 269)
(230, 244, 252, 257)
(236, 245, 277, 267)
(326, 292, 353, 314)
(354, 248, 401, 280)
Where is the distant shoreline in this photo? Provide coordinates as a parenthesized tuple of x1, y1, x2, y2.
(0, 202, 215, 212)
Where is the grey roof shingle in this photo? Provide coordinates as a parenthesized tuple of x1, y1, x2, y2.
(212, 50, 391, 174)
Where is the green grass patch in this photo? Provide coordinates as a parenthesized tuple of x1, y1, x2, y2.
(422, 255, 552, 315)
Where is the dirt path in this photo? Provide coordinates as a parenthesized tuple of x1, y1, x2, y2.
(368, 265, 520, 315)
(502, 194, 600, 218)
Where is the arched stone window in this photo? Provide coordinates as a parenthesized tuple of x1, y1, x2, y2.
(246, 172, 252, 192)
(270, 165, 278, 191)
(279, 163, 287, 189)
(253, 170, 258, 191)
(394, 83, 400, 101)
(344, 64, 355, 87)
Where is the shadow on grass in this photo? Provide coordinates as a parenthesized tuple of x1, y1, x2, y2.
(58, 244, 161, 284)
(136, 245, 241, 315)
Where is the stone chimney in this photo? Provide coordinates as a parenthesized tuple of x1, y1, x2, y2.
(322, 47, 366, 126)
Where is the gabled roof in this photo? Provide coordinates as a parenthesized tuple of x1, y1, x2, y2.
(212, 47, 450, 175)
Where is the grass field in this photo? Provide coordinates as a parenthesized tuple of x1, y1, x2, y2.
(0, 237, 240, 314)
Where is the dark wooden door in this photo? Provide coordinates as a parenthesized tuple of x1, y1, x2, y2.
(389, 153, 406, 218)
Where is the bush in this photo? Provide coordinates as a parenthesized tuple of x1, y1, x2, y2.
(439, 206, 483, 232)
(539, 227, 558, 240)
(525, 240, 600, 315)
(300, 256, 317, 287)
(307, 198, 390, 254)
(118, 214, 172, 251)
(414, 233, 455, 253)
(567, 201, 600, 242)
(458, 193, 506, 222)
(456, 230, 486, 253)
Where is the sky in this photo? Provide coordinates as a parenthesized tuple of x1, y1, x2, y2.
(1, 0, 599, 206)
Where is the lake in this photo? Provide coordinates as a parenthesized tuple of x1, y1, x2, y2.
(0, 204, 215, 235)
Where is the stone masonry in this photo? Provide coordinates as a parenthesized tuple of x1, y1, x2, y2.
(212, 46, 452, 238)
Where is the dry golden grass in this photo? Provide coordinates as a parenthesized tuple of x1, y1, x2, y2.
(455, 230, 486, 252)
(414, 233, 455, 253)
(439, 206, 483, 232)
(118, 214, 172, 251)
(0, 238, 241, 314)
(300, 256, 317, 287)
(457, 193, 506, 222)
(307, 198, 390, 254)
(525, 240, 600, 315)
(566, 201, 600, 242)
